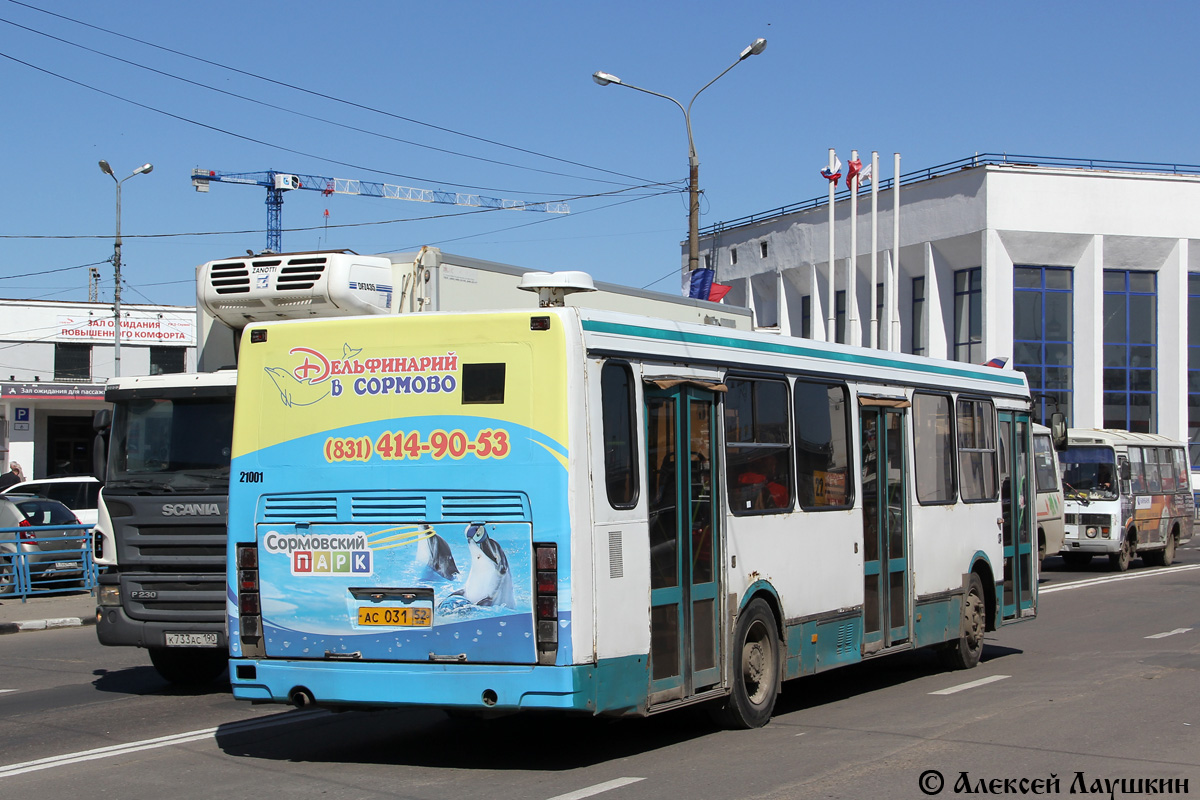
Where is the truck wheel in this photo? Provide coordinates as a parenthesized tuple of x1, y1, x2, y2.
(711, 598, 779, 729)
(149, 648, 228, 686)
(941, 573, 986, 671)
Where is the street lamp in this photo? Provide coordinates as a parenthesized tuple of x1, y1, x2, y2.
(593, 37, 766, 277)
(98, 159, 153, 378)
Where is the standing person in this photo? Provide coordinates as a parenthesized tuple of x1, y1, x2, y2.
(0, 461, 24, 490)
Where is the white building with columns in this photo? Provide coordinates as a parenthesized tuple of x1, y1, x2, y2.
(692, 155, 1200, 457)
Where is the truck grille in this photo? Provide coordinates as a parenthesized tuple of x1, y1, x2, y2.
(117, 524, 226, 570)
(120, 573, 226, 622)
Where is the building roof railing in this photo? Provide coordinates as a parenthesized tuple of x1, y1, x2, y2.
(700, 153, 1200, 237)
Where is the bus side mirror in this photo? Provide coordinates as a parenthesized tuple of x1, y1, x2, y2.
(1120, 462, 1131, 481)
(1049, 412, 1067, 451)
(93, 408, 112, 432)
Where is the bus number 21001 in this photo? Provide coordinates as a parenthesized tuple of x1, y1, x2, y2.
(239, 471, 264, 483)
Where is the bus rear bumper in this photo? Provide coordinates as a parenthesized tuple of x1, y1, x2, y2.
(230, 655, 649, 716)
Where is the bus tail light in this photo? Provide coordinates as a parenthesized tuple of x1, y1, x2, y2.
(236, 544, 263, 652)
(534, 543, 557, 665)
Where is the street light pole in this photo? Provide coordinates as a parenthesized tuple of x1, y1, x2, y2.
(593, 37, 766, 277)
(98, 160, 153, 378)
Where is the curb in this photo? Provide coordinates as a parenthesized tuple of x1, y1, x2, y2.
(0, 616, 96, 635)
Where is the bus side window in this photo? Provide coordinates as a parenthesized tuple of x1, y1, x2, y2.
(1158, 447, 1177, 492)
(1143, 447, 1162, 493)
(600, 362, 638, 509)
(1128, 447, 1145, 494)
(724, 378, 792, 513)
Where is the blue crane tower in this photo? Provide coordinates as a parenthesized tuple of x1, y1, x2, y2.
(191, 168, 570, 253)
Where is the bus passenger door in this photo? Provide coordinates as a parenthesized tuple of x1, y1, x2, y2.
(859, 404, 910, 654)
(645, 385, 720, 704)
(999, 412, 1036, 619)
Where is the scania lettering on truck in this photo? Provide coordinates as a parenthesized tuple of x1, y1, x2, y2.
(92, 248, 749, 684)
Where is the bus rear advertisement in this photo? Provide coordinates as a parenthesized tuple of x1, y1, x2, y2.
(227, 303, 1040, 727)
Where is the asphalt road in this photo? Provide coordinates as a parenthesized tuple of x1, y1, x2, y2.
(2, 550, 1198, 799)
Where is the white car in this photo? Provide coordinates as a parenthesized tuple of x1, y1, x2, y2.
(1, 476, 101, 527)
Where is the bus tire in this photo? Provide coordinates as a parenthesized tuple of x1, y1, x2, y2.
(1109, 537, 1132, 572)
(941, 573, 986, 671)
(713, 598, 779, 729)
(149, 647, 228, 686)
(1061, 552, 1091, 568)
(1146, 533, 1175, 567)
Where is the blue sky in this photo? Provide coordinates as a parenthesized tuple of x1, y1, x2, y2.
(2, 0, 1196, 307)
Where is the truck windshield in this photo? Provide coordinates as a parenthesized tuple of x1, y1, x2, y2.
(1059, 445, 1118, 500)
(106, 397, 234, 494)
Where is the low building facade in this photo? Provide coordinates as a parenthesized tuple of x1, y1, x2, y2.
(693, 155, 1200, 459)
(0, 299, 196, 479)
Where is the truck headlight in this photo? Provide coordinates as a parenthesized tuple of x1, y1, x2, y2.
(98, 585, 121, 606)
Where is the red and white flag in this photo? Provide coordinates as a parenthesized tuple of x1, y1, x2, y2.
(820, 156, 842, 186)
(846, 158, 872, 191)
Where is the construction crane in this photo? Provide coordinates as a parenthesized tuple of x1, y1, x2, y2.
(191, 168, 570, 252)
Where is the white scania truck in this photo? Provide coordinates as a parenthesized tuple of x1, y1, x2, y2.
(92, 247, 750, 683)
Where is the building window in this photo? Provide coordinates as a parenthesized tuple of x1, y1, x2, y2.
(150, 347, 186, 375)
(760, 241, 768, 258)
(911, 276, 926, 356)
(725, 377, 792, 513)
(731, 248, 738, 265)
(1013, 266, 1073, 425)
(54, 343, 91, 382)
(1188, 274, 1200, 466)
(801, 295, 812, 339)
(954, 267, 982, 363)
(835, 290, 846, 344)
(600, 361, 638, 508)
(1103, 270, 1156, 432)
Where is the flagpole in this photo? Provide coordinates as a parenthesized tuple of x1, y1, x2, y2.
(891, 152, 902, 352)
(849, 150, 860, 346)
(827, 148, 836, 341)
(870, 150, 879, 349)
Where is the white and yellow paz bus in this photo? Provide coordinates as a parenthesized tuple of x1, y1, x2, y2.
(1060, 428, 1193, 571)
(226, 293, 1040, 727)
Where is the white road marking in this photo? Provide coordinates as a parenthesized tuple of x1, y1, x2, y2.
(546, 778, 645, 800)
(0, 690, 15, 695)
(1040, 563, 1200, 595)
(929, 674, 1010, 695)
(0, 710, 327, 779)
(1146, 627, 1193, 639)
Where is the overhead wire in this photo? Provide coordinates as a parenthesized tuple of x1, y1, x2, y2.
(4, 0, 663, 187)
(0, 14, 649, 191)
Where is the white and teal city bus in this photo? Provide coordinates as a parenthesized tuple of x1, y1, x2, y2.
(226, 288, 1041, 727)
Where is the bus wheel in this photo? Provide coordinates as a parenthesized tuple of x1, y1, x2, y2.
(713, 598, 779, 729)
(1061, 552, 1092, 568)
(1109, 538, 1132, 572)
(1147, 534, 1175, 567)
(149, 647, 228, 686)
(1162, 533, 1176, 566)
(942, 573, 985, 671)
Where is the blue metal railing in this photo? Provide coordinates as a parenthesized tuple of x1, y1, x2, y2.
(0, 524, 96, 600)
(699, 153, 1200, 237)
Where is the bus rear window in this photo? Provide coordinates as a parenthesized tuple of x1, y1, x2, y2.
(461, 363, 506, 404)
